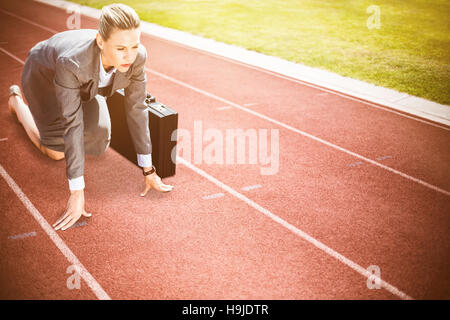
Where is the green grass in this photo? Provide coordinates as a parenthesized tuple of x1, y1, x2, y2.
(71, 0, 450, 105)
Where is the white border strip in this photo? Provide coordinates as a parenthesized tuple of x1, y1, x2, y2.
(34, 0, 450, 127)
(177, 156, 413, 300)
(0, 164, 111, 300)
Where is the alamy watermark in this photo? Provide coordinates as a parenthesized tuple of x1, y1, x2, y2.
(366, 265, 381, 289)
(66, 265, 81, 290)
(367, 5, 381, 30)
(66, 4, 81, 30)
(172, 121, 280, 175)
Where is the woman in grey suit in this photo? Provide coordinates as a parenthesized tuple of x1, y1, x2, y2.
(7, 4, 173, 231)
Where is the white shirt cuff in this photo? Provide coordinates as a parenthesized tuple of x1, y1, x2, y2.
(137, 153, 152, 168)
(68, 176, 85, 191)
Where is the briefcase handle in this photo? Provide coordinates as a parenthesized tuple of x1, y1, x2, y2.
(145, 93, 156, 104)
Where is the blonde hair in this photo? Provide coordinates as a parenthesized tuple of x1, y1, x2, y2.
(98, 3, 141, 41)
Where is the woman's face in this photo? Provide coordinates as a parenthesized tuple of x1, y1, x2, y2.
(96, 27, 141, 73)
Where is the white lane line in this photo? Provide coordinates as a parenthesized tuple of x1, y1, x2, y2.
(1, 10, 448, 196)
(0, 8, 58, 34)
(241, 184, 262, 191)
(149, 68, 450, 197)
(0, 137, 8, 142)
(0, 164, 111, 300)
(202, 192, 225, 200)
(8, 231, 37, 240)
(0, 47, 25, 64)
(177, 156, 413, 300)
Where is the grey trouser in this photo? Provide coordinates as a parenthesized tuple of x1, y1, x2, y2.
(33, 95, 112, 156)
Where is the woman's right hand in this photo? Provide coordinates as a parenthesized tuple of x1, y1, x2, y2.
(53, 189, 92, 231)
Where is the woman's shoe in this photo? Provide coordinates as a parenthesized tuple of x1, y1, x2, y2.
(9, 84, 21, 97)
(8, 84, 21, 123)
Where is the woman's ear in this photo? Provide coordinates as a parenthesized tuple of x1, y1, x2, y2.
(96, 33, 103, 50)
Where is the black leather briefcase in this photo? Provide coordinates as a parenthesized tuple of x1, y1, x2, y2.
(106, 89, 178, 178)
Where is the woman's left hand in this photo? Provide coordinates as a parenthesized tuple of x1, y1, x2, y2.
(140, 171, 174, 196)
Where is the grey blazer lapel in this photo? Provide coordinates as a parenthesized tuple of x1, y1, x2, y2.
(88, 46, 100, 100)
(87, 46, 131, 98)
(109, 70, 131, 96)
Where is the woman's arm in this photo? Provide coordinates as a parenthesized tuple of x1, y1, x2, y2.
(123, 46, 173, 194)
(53, 56, 86, 191)
(123, 45, 152, 159)
(52, 56, 92, 230)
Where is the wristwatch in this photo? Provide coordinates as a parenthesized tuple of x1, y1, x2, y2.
(143, 165, 156, 176)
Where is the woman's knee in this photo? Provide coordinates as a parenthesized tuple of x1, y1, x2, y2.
(44, 147, 65, 160)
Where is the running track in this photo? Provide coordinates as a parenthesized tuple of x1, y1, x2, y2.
(0, 0, 449, 300)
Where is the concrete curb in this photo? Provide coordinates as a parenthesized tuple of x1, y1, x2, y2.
(36, 0, 450, 127)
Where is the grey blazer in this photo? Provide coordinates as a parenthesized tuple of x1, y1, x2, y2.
(22, 29, 152, 181)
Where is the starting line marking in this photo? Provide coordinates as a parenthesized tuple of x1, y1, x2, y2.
(376, 155, 393, 161)
(8, 231, 37, 240)
(348, 161, 364, 167)
(70, 221, 87, 229)
(241, 184, 262, 191)
(202, 192, 225, 200)
(217, 106, 232, 110)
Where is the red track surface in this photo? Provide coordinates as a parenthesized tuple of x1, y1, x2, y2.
(0, 0, 449, 300)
